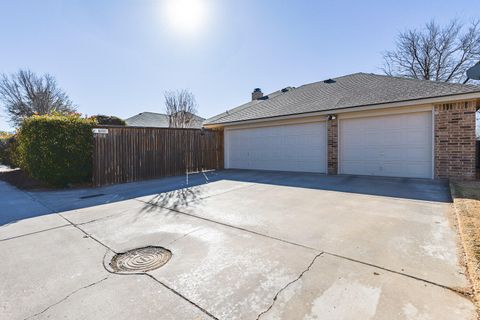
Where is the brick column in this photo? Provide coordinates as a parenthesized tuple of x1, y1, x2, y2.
(434, 100, 477, 180)
(327, 118, 338, 174)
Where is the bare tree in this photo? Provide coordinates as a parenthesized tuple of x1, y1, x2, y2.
(0, 69, 76, 127)
(164, 89, 198, 128)
(383, 20, 480, 83)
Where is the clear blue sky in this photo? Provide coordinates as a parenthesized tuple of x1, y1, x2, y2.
(1, 0, 479, 131)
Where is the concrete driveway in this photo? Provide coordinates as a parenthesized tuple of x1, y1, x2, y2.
(0, 170, 476, 319)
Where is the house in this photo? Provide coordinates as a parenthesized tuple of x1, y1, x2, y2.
(125, 112, 204, 128)
(204, 73, 480, 179)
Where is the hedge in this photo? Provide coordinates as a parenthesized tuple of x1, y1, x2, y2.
(0, 134, 18, 167)
(16, 114, 96, 186)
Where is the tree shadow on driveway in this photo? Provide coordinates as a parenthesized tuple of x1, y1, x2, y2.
(139, 185, 203, 214)
(4, 169, 451, 226)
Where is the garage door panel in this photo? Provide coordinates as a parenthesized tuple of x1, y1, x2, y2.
(365, 147, 386, 160)
(340, 112, 432, 178)
(364, 161, 383, 174)
(226, 122, 326, 173)
(382, 162, 406, 176)
(406, 130, 430, 145)
(339, 161, 364, 175)
(383, 131, 404, 145)
(343, 133, 363, 145)
(365, 131, 384, 144)
(406, 147, 431, 161)
(407, 163, 432, 177)
(406, 113, 430, 127)
(382, 148, 405, 160)
(383, 116, 404, 129)
(341, 146, 364, 161)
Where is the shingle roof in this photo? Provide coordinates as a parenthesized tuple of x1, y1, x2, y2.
(125, 112, 205, 128)
(204, 73, 480, 125)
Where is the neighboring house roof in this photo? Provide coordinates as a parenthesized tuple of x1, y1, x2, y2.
(205, 73, 480, 125)
(125, 112, 205, 128)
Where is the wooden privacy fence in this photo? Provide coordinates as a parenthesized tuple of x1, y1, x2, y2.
(92, 126, 224, 186)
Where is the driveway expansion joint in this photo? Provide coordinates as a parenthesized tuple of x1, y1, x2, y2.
(135, 198, 319, 253)
(20, 176, 473, 316)
(0, 224, 70, 242)
(24, 276, 110, 320)
(138, 195, 473, 298)
(59, 213, 119, 253)
(75, 207, 134, 226)
(100, 260, 219, 320)
(100, 244, 218, 319)
(256, 253, 324, 319)
(323, 251, 473, 298)
(144, 273, 219, 320)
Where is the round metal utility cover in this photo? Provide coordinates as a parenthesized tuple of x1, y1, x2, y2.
(110, 247, 172, 273)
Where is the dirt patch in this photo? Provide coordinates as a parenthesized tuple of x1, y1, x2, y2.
(450, 180, 480, 311)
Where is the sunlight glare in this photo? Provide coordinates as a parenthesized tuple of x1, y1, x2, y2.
(164, 0, 209, 35)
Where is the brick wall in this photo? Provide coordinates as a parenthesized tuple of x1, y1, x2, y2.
(327, 118, 338, 174)
(434, 100, 477, 180)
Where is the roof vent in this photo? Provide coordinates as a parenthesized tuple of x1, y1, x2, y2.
(323, 79, 336, 84)
(281, 86, 293, 93)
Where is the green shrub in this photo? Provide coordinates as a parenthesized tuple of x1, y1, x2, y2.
(16, 114, 96, 186)
(0, 134, 18, 167)
(89, 115, 126, 126)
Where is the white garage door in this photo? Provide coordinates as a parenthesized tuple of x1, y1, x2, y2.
(226, 122, 327, 173)
(339, 112, 433, 178)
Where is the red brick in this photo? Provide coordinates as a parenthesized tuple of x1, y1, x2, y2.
(434, 100, 477, 179)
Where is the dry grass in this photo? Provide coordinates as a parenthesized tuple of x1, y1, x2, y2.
(450, 180, 480, 310)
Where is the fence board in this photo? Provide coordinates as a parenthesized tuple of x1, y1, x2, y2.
(92, 126, 224, 186)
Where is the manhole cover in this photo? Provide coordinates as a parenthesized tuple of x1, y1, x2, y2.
(110, 247, 172, 273)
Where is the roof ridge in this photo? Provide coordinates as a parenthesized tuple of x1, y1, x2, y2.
(139, 111, 166, 115)
(131, 111, 204, 118)
(205, 89, 286, 124)
(292, 72, 366, 91)
(207, 73, 369, 124)
(205, 72, 480, 126)
(357, 72, 480, 88)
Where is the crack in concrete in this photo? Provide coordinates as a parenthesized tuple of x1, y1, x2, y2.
(255, 253, 323, 320)
(24, 276, 109, 319)
(0, 224, 70, 242)
(60, 216, 218, 319)
(100, 253, 218, 320)
(27, 181, 472, 308)
(55, 201, 220, 319)
(168, 227, 203, 245)
(137, 196, 473, 297)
